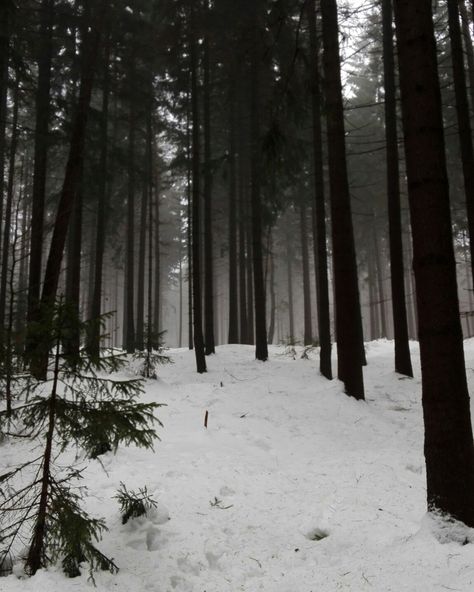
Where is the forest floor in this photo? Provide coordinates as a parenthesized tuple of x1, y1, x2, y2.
(3, 340, 474, 591)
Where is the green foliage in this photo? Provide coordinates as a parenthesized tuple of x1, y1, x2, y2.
(114, 482, 158, 524)
(0, 302, 164, 578)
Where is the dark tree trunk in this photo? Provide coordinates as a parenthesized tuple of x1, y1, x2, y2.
(136, 183, 147, 351)
(368, 248, 380, 341)
(0, 1, 13, 262)
(447, 0, 474, 284)
(152, 153, 161, 347)
(249, 0, 268, 360)
(0, 70, 19, 340)
(394, 0, 474, 526)
(186, 89, 193, 350)
(321, 0, 364, 399)
(228, 78, 239, 344)
(88, 28, 110, 358)
(190, 1, 206, 373)
(124, 53, 136, 353)
(300, 204, 313, 345)
(286, 225, 295, 340)
(381, 0, 413, 376)
(30, 0, 106, 379)
(268, 248, 276, 344)
(26, 0, 54, 332)
(203, 29, 215, 355)
(372, 217, 387, 338)
(459, 0, 474, 115)
(64, 171, 83, 358)
(238, 122, 249, 344)
(307, 0, 332, 378)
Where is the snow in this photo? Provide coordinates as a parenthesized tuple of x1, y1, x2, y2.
(3, 340, 474, 591)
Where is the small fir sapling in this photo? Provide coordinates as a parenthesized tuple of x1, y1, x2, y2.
(114, 482, 158, 524)
(0, 301, 164, 578)
(133, 329, 172, 379)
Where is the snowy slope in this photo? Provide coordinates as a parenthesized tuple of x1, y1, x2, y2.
(3, 340, 474, 591)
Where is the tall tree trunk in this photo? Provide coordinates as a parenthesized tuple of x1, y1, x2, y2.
(186, 89, 193, 350)
(447, 0, 474, 284)
(382, 0, 413, 375)
(30, 0, 106, 379)
(203, 27, 215, 355)
(372, 217, 388, 338)
(268, 248, 276, 344)
(307, 0, 332, 378)
(88, 28, 110, 358)
(286, 224, 295, 340)
(459, 0, 474, 116)
(300, 204, 313, 345)
(394, 0, 474, 526)
(190, 1, 206, 373)
(321, 0, 364, 399)
(136, 182, 147, 351)
(0, 0, 13, 263)
(228, 77, 239, 344)
(246, 213, 255, 345)
(124, 52, 136, 353)
(249, 0, 268, 361)
(0, 70, 19, 340)
(238, 119, 249, 344)
(26, 0, 54, 332)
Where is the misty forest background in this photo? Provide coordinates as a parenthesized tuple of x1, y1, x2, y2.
(3, 0, 474, 564)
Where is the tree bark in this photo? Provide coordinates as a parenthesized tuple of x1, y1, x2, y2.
(26, 0, 54, 331)
(0, 70, 19, 341)
(190, 1, 206, 373)
(447, 0, 474, 286)
(249, 0, 268, 361)
(394, 0, 474, 526)
(88, 28, 110, 358)
(300, 204, 313, 345)
(30, 0, 106, 379)
(203, 26, 215, 355)
(228, 76, 239, 344)
(321, 0, 364, 399)
(381, 0, 413, 375)
(307, 0, 332, 378)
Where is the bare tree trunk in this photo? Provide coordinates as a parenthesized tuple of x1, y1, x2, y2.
(124, 50, 136, 353)
(228, 76, 239, 344)
(300, 204, 313, 345)
(0, 70, 19, 340)
(321, 0, 364, 399)
(203, 24, 215, 355)
(0, 1, 14, 264)
(249, 0, 268, 360)
(88, 28, 110, 358)
(307, 0, 332, 378)
(26, 0, 54, 334)
(395, 0, 474, 526)
(448, 0, 474, 284)
(30, 0, 106, 379)
(382, 0, 413, 375)
(190, 1, 206, 373)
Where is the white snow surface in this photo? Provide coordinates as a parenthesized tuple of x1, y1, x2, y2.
(3, 340, 474, 591)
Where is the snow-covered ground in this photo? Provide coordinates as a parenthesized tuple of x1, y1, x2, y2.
(3, 340, 474, 591)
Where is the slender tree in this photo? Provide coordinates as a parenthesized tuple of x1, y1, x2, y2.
(190, 1, 206, 373)
(307, 0, 332, 379)
(381, 0, 413, 376)
(249, 0, 268, 361)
